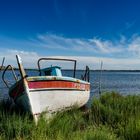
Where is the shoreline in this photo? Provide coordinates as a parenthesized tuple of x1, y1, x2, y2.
(1, 67, 140, 72)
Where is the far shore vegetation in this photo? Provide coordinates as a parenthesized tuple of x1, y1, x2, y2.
(2, 65, 140, 72)
(0, 92, 140, 140)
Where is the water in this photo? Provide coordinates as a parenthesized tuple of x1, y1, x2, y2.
(1, 70, 140, 102)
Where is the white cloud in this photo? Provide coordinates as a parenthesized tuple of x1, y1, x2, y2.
(128, 36, 140, 56)
(1, 33, 140, 69)
(89, 38, 124, 53)
(51, 56, 140, 70)
(0, 49, 40, 68)
(35, 34, 98, 52)
(1, 49, 140, 70)
(32, 33, 127, 55)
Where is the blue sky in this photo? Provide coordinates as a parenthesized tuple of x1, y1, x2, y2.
(1, 0, 140, 69)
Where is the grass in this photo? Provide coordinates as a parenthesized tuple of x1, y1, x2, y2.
(0, 92, 140, 140)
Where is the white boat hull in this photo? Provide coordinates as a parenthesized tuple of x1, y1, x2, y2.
(16, 90, 90, 115)
(15, 89, 90, 120)
(9, 76, 90, 121)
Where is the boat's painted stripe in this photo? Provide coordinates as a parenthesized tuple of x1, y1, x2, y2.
(28, 80, 90, 91)
(9, 80, 90, 98)
(27, 76, 89, 84)
(29, 88, 86, 92)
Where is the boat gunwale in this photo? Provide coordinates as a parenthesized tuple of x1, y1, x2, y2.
(26, 76, 90, 85)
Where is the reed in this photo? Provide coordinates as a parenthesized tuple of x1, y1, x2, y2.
(0, 92, 139, 140)
(90, 92, 140, 139)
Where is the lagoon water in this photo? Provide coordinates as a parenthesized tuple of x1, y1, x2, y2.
(1, 70, 140, 102)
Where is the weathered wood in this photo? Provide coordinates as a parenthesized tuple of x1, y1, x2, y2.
(16, 55, 26, 78)
(0, 57, 5, 71)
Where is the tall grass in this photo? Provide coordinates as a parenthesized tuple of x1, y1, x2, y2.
(0, 92, 140, 140)
(90, 92, 140, 140)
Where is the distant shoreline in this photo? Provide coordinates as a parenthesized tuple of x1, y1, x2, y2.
(1, 67, 140, 72)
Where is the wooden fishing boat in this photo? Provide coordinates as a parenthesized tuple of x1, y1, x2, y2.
(2, 55, 90, 121)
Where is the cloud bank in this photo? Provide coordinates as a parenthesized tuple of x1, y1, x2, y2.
(1, 33, 140, 69)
